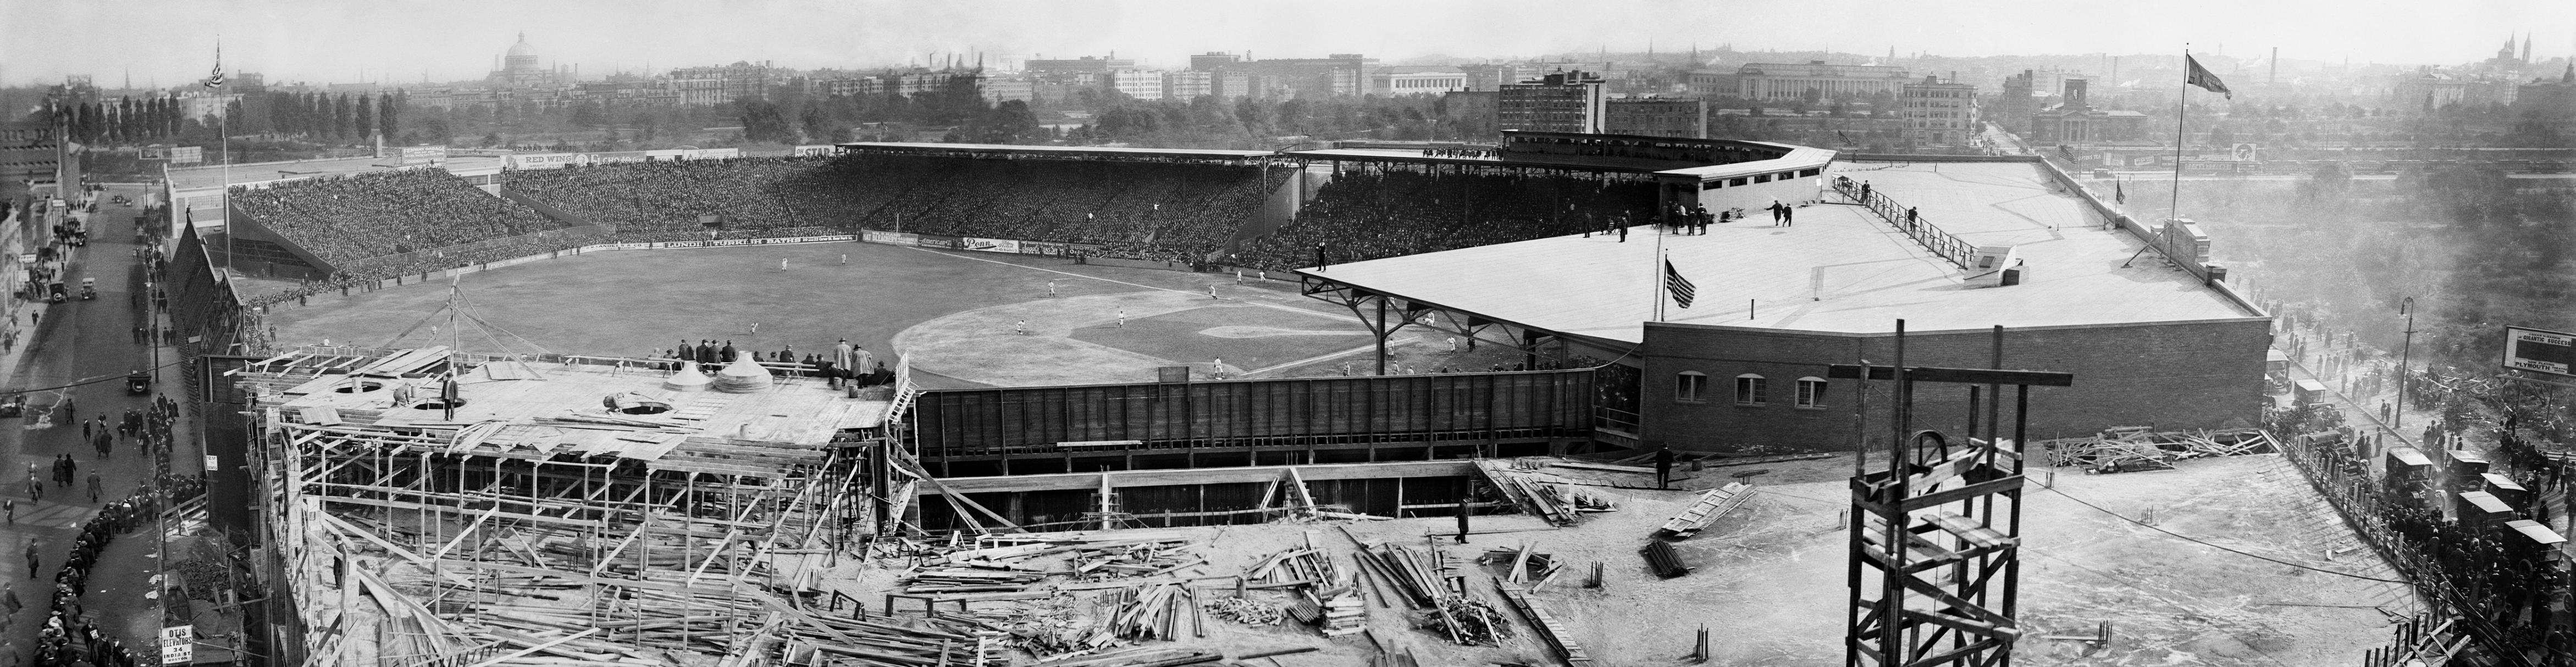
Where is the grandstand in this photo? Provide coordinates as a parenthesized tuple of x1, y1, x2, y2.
(224, 168, 579, 281)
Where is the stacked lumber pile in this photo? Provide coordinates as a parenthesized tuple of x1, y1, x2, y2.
(1097, 582, 1199, 642)
(1423, 596, 1513, 646)
(1479, 546, 1568, 590)
(1204, 597, 1285, 625)
(900, 566, 1048, 594)
(1473, 460, 1578, 526)
(2044, 429, 2274, 472)
(1353, 542, 1458, 607)
(1655, 482, 1755, 538)
(1031, 647, 1225, 667)
(775, 611, 990, 666)
(1242, 546, 1344, 589)
(1495, 585, 1595, 666)
(1640, 541, 1691, 579)
(1069, 537, 1203, 582)
(1314, 589, 1367, 637)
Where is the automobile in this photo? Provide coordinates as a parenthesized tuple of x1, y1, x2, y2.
(125, 371, 152, 395)
(46, 281, 65, 304)
(79, 277, 96, 300)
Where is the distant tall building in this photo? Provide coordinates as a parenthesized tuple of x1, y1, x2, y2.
(2028, 79, 2148, 143)
(1735, 61, 1910, 101)
(1026, 56, 1136, 75)
(1370, 66, 1469, 96)
(1604, 97, 1706, 138)
(1189, 52, 1242, 72)
(2514, 64, 2576, 119)
(1499, 71, 1606, 134)
(1901, 75, 1976, 149)
(668, 60, 782, 104)
(487, 33, 566, 88)
(1998, 70, 2039, 134)
(1110, 70, 1167, 101)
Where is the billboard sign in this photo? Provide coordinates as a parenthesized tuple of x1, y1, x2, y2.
(914, 234, 960, 249)
(961, 237, 1020, 254)
(2230, 143, 2260, 162)
(792, 144, 836, 157)
(2505, 326, 2575, 377)
(863, 230, 918, 246)
(1019, 241, 1066, 256)
(167, 146, 203, 165)
(400, 146, 448, 164)
(506, 153, 580, 170)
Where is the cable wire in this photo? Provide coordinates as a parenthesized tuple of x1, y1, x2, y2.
(2041, 483, 2410, 584)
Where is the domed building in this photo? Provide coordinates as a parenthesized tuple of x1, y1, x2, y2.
(487, 33, 563, 88)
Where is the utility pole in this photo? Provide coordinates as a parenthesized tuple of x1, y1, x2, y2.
(2396, 297, 2415, 430)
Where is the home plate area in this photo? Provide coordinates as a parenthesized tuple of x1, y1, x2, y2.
(893, 291, 1370, 387)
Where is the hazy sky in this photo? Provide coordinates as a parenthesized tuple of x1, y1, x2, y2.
(4, 0, 2568, 87)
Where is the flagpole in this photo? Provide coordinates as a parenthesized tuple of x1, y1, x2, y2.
(2170, 46, 2188, 224)
(1652, 223, 1668, 323)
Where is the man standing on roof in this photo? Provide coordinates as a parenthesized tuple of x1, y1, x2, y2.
(720, 340, 738, 364)
(853, 345, 875, 382)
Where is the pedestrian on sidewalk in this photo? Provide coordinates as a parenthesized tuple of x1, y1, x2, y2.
(2, 498, 11, 524)
(23, 465, 38, 503)
(84, 473, 97, 503)
(21, 541, 35, 577)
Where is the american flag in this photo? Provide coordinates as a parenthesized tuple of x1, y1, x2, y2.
(1665, 259, 1696, 309)
(203, 42, 224, 89)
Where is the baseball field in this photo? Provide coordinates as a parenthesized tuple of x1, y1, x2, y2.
(257, 241, 1513, 388)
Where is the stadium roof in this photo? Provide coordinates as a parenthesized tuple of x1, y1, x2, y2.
(163, 155, 504, 190)
(836, 142, 1275, 160)
(1283, 147, 1699, 173)
(1293, 161, 2262, 343)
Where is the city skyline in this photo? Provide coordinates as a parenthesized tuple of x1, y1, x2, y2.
(2, 0, 2571, 88)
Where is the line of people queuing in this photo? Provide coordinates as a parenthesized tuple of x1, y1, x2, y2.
(668, 337, 893, 388)
(14, 474, 204, 667)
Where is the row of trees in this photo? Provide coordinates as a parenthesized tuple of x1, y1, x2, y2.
(45, 96, 198, 145)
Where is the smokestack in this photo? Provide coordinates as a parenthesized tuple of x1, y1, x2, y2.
(2269, 47, 2278, 84)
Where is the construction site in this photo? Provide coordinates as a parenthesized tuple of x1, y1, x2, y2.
(221, 335, 2435, 667)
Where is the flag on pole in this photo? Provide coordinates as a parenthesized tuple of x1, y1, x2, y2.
(203, 41, 224, 89)
(2184, 54, 2229, 99)
(1664, 259, 1697, 309)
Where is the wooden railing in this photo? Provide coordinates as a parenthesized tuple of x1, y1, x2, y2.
(1828, 177, 1975, 269)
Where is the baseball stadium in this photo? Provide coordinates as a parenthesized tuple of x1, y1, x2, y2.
(162, 133, 2458, 666)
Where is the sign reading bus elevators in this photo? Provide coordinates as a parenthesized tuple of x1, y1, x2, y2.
(2503, 326, 2576, 377)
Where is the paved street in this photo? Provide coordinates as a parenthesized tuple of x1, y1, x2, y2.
(0, 184, 198, 665)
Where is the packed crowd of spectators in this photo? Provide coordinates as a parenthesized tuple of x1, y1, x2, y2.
(508, 154, 1288, 264)
(502, 155, 870, 236)
(228, 169, 567, 268)
(1235, 170, 1657, 271)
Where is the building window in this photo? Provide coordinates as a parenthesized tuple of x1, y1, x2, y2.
(1735, 374, 1768, 405)
(1796, 377, 1827, 408)
(1677, 371, 1707, 403)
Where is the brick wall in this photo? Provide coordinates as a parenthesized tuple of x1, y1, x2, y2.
(1638, 318, 2271, 452)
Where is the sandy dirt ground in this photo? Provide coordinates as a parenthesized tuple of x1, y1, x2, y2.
(810, 453, 2417, 666)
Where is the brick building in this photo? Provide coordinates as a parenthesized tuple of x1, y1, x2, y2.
(1901, 76, 1976, 149)
(1499, 71, 1607, 134)
(1735, 61, 1911, 101)
(1604, 98, 1708, 138)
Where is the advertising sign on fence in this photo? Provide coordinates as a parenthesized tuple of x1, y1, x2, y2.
(961, 237, 1020, 254)
(166, 146, 203, 165)
(682, 148, 742, 160)
(1018, 241, 1065, 256)
(400, 146, 449, 164)
(792, 145, 837, 157)
(914, 234, 959, 249)
(506, 153, 581, 170)
(863, 230, 919, 246)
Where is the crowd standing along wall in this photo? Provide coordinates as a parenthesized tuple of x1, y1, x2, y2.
(1638, 319, 2272, 452)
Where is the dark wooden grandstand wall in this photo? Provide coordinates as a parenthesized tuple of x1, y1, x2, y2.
(212, 202, 335, 281)
(911, 369, 1599, 458)
(166, 224, 247, 364)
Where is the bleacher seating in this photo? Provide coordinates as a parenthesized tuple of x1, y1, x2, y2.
(1234, 171, 1657, 270)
